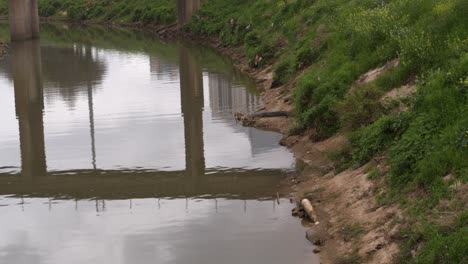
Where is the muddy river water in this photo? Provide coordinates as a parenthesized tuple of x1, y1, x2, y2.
(0, 24, 318, 264)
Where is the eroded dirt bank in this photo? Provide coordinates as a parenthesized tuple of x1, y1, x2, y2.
(232, 60, 402, 264)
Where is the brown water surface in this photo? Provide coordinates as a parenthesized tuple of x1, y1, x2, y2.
(0, 24, 318, 264)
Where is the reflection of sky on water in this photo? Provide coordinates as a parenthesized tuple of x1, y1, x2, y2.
(0, 24, 318, 264)
(0, 43, 293, 173)
(0, 198, 315, 264)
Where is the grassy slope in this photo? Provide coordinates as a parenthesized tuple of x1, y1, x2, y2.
(190, 2, 467, 262)
(0, 0, 176, 25)
(1, 0, 467, 262)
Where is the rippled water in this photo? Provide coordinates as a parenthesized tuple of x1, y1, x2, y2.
(0, 24, 317, 264)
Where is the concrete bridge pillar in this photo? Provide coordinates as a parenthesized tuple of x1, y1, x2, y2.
(177, 0, 200, 26)
(8, 0, 40, 41)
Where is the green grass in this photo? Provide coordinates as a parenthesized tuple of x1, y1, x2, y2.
(337, 83, 386, 131)
(397, 211, 468, 264)
(339, 223, 365, 242)
(351, 113, 411, 166)
(0, 1, 6, 16)
(336, 253, 364, 264)
(0, 0, 176, 25)
(367, 167, 383, 180)
(415, 214, 468, 264)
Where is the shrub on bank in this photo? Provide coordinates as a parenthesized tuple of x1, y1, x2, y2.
(350, 114, 411, 166)
(337, 84, 385, 131)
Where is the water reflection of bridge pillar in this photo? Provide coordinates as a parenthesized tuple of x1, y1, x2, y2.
(84, 46, 97, 170)
(177, 0, 200, 26)
(12, 40, 47, 179)
(179, 46, 205, 195)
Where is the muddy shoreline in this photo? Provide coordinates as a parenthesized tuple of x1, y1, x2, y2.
(1, 20, 402, 263)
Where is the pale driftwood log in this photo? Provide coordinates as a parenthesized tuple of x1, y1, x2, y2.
(234, 111, 289, 127)
(301, 199, 318, 223)
(250, 111, 289, 118)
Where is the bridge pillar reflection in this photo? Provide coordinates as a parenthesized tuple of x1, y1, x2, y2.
(12, 40, 47, 179)
(177, 0, 200, 27)
(8, 0, 40, 41)
(179, 46, 205, 195)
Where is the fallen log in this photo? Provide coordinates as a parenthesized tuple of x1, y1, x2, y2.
(156, 23, 177, 33)
(250, 111, 289, 118)
(234, 111, 289, 127)
(235, 111, 289, 120)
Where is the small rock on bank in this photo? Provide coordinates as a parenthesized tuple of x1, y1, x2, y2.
(306, 228, 324, 246)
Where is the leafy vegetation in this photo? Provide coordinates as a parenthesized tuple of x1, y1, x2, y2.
(351, 114, 411, 166)
(414, 212, 468, 264)
(396, 211, 468, 264)
(339, 223, 365, 242)
(0, 0, 176, 25)
(0, 1, 6, 16)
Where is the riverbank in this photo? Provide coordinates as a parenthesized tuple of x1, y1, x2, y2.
(206, 36, 465, 263)
(163, 4, 466, 264)
(179, 2, 467, 263)
(180, 30, 406, 264)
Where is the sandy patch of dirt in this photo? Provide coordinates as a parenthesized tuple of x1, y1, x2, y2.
(352, 58, 400, 89)
(289, 156, 402, 263)
(382, 83, 417, 101)
(381, 83, 417, 113)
